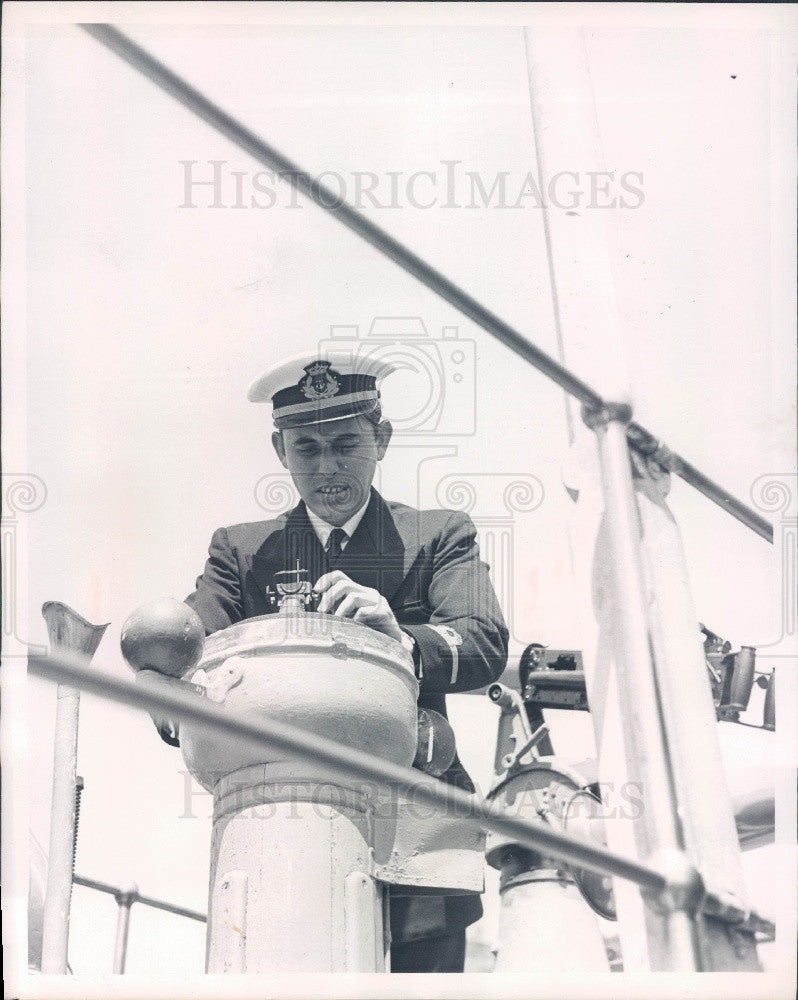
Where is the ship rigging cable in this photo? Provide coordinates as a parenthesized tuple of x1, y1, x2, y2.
(80, 22, 773, 543)
(29, 648, 776, 942)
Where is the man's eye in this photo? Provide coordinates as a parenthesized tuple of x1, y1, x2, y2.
(337, 443, 358, 454)
(294, 445, 318, 457)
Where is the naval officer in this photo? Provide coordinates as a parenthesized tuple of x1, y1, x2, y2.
(181, 350, 509, 972)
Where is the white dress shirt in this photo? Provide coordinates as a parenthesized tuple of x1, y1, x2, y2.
(306, 495, 421, 675)
(305, 497, 370, 551)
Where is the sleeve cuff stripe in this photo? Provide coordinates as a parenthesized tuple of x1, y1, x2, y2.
(422, 624, 460, 684)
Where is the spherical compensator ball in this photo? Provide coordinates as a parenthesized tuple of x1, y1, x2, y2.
(120, 599, 205, 677)
(413, 707, 457, 777)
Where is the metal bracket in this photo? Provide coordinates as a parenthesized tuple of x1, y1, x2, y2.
(580, 401, 633, 430)
(582, 401, 673, 498)
(641, 849, 705, 917)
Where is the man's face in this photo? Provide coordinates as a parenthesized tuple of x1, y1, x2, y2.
(272, 415, 392, 526)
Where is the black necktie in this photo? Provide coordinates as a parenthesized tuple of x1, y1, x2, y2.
(325, 527, 347, 565)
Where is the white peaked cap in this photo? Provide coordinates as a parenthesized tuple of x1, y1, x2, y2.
(248, 350, 397, 428)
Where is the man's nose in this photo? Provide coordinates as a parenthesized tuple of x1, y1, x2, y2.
(316, 449, 345, 475)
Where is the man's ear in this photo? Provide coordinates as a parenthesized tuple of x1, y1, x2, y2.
(272, 430, 288, 468)
(375, 420, 393, 460)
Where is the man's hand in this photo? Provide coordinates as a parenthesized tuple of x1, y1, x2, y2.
(314, 570, 403, 643)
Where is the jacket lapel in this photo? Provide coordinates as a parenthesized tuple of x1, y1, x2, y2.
(335, 490, 420, 605)
(250, 491, 422, 608)
(250, 502, 327, 604)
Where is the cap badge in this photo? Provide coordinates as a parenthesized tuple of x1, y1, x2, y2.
(299, 360, 341, 400)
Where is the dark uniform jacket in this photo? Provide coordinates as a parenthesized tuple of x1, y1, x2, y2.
(184, 488, 509, 941)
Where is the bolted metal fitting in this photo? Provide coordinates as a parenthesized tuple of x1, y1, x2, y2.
(642, 849, 705, 916)
(702, 890, 748, 926)
(115, 882, 139, 909)
(580, 401, 633, 430)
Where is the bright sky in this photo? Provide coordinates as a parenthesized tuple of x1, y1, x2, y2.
(4, 1, 796, 993)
